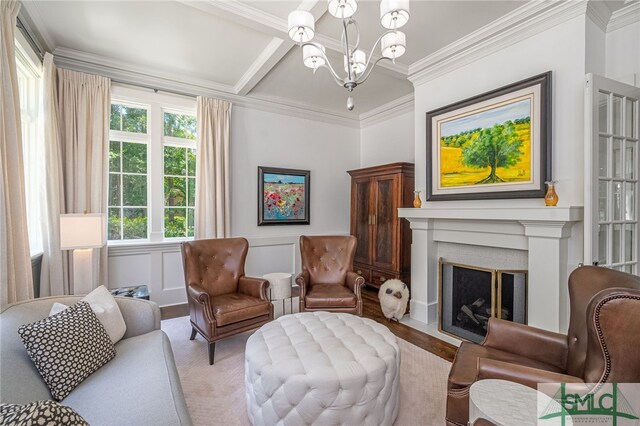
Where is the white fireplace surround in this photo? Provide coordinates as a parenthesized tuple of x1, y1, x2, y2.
(398, 205, 584, 343)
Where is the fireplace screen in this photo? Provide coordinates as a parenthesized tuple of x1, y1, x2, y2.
(439, 259, 527, 343)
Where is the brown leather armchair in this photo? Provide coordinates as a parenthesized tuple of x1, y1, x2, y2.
(181, 238, 273, 365)
(446, 266, 640, 426)
(296, 235, 365, 316)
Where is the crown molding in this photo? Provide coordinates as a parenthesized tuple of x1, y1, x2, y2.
(359, 94, 414, 128)
(408, 0, 588, 86)
(607, 1, 640, 32)
(586, 0, 612, 32)
(52, 47, 360, 128)
(54, 47, 236, 93)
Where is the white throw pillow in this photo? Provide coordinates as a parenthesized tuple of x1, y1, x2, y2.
(49, 302, 68, 316)
(47, 286, 126, 343)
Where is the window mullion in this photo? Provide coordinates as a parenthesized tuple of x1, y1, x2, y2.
(149, 102, 164, 242)
(119, 142, 124, 240)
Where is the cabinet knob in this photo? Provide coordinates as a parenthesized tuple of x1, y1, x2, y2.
(357, 270, 362, 275)
(380, 276, 386, 282)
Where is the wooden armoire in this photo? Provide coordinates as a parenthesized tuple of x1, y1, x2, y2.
(347, 162, 414, 290)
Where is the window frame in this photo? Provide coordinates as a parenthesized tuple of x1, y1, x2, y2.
(108, 100, 151, 242)
(162, 108, 197, 240)
(108, 85, 196, 246)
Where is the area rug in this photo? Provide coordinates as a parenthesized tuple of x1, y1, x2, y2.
(162, 316, 451, 426)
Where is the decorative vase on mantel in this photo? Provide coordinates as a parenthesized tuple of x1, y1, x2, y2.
(544, 181, 559, 206)
(413, 191, 422, 208)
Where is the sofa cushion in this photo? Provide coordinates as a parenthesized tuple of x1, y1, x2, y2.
(0, 400, 88, 425)
(18, 302, 116, 401)
(62, 329, 187, 426)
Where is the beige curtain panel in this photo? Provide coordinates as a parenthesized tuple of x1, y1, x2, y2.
(56, 67, 110, 293)
(39, 53, 69, 297)
(195, 97, 231, 239)
(0, 0, 34, 306)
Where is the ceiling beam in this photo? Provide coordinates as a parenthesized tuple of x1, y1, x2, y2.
(234, 37, 289, 96)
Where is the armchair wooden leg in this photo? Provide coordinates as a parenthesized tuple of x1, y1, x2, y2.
(208, 342, 216, 365)
(190, 327, 197, 340)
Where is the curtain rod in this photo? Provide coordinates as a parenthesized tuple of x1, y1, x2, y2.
(16, 16, 44, 62)
(111, 79, 198, 99)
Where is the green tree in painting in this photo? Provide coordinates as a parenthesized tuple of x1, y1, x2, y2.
(461, 121, 523, 184)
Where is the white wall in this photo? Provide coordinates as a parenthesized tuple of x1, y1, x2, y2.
(585, 17, 606, 76)
(359, 110, 415, 167)
(109, 102, 360, 306)
(605, 21, 640, 85)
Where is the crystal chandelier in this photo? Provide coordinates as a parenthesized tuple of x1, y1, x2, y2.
(287, 0, 409, 110)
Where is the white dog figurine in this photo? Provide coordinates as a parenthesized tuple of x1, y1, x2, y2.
(378, 279, 409, 321)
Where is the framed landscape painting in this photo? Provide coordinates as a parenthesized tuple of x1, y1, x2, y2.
(258, 166, 310, 225)
(426, 72, 552, 201)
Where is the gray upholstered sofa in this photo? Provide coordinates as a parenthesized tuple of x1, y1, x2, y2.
(0, 296, 192, 425)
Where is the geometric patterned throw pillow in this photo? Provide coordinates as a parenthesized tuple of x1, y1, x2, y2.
(0, 400, 89, 425)
(18, 301, 116, 401)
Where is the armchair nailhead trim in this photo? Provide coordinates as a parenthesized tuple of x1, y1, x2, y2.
(593, 294, 640, 384)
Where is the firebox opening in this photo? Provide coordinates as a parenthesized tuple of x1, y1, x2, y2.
(439, 259, 527, 343)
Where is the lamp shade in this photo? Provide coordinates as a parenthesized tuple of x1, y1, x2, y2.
(328, 0, 358, 19)
(381, 31, 406, 59)
(344, 49, 366, 74)
(380, 0, 410, 29)
(303, 44, 326, 69)
(60, 213, 106, 250)
(288, 10, 315, 43)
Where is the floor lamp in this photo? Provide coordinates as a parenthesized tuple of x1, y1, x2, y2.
(60, 213, 106, 295)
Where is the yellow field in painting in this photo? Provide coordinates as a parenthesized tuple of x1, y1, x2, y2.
(440, 123, 531, 187)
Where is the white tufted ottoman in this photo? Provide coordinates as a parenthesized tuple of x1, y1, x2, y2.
(245, 312, 400, 425)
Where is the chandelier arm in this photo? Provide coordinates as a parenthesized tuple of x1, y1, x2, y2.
(301, 42, 345, 88)
(349, 18, 360, 52)
(342, 18, 353, 82)
(354, 29, 398, 83)
(354, 56, 391, 85)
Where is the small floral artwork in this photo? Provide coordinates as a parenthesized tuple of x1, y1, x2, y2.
(258, 167, 310, 225)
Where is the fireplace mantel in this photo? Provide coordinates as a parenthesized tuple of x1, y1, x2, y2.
(398, 206, 583, 222)
(397, 205, 584, 342)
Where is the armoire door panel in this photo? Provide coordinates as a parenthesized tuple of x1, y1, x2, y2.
(352, 178, 372, 265)
(372, 175, 399, 271)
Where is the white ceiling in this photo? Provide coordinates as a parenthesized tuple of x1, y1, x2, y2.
(20, 0, 623, 119)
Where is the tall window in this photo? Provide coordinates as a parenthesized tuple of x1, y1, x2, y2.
(107, 87, 197, 243)
(108, 104, 149, 240)
(163, 112, 197, 238)
(16, 40, 43, 255)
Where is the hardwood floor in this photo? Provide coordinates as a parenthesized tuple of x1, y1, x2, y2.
(161, 285, 457, 362)
(361, 286, 457, 362)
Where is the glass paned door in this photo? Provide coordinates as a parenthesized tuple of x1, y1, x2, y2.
(586, 74, 639, 274)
